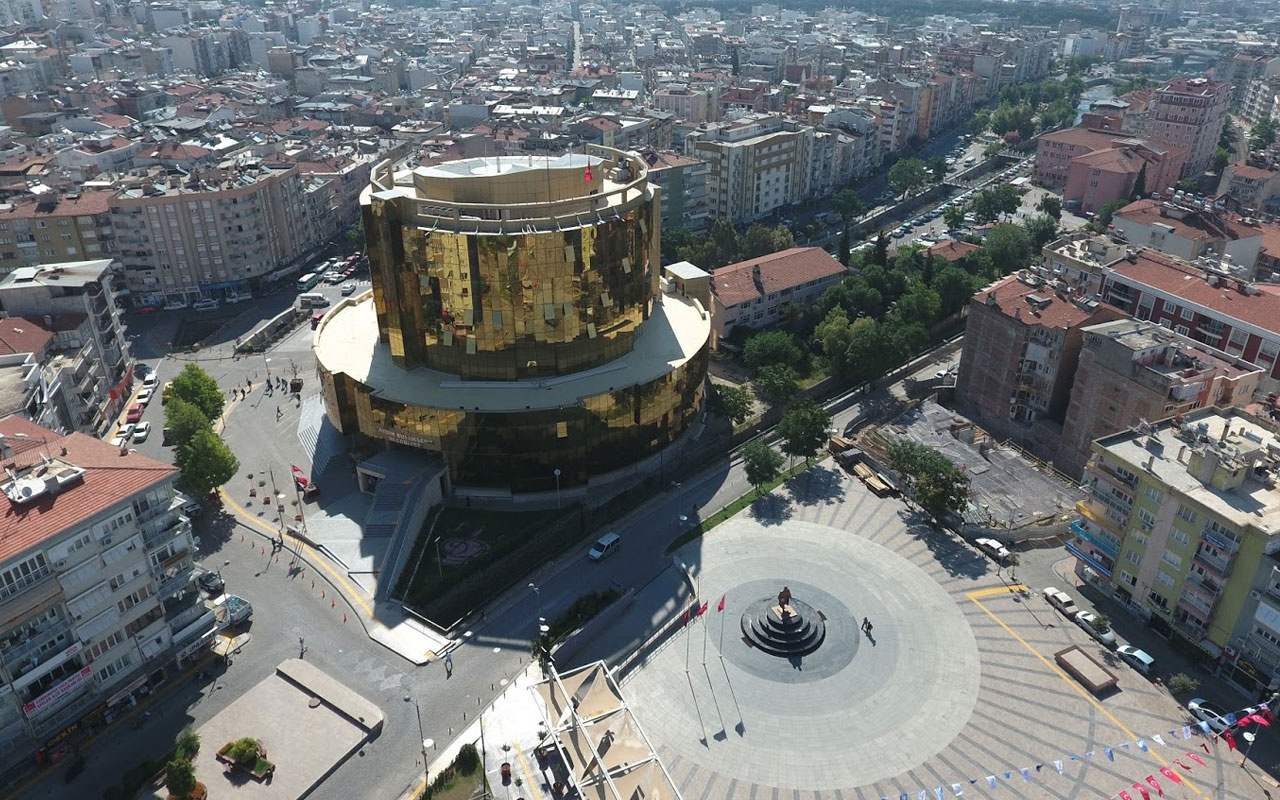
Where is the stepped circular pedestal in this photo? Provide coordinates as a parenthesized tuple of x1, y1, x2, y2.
(739, 596, 827, 657)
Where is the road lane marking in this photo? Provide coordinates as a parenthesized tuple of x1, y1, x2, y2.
(966, 588, 1201, 796)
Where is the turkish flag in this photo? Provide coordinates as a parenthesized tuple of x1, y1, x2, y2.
(697, 601, 709, 617)
(1251, 713, 1272, 727)
(1120, 791, 1133, 800)
(717, 595, 725, 612)
(1224, 731, 1237, 751)
(1145, 776, 1162, 796)
(682, 607, 691, 626)
(1134, 784, 1150, 800)
(584, 163, 593, 182)
(291, 464, 309, 488)
(1159, 768, 1181, 785)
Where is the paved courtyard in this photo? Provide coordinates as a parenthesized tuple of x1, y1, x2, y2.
(620, 467, 1263, 800)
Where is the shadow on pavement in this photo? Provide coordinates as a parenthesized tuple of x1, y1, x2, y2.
(898, 509, 992, 580)
(749, 494, 792, 526)
(784, 465, 846, 507)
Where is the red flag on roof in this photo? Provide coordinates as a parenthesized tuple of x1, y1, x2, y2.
(291, 465, 309, 488)
(697, 601, 709, 617)
(584, 161, 593, 182)
(717, 595, 725, 612)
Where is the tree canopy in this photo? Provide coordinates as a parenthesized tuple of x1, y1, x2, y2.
(741, 441, 784, 494)
(169, 364, 224, 423)
(886, 440, 970, 527)
(777, 402, 832, 466)
(711, 384, 754, 425)
(674, 219, 796, 270)
(164, 397, 211, 450)
(164, 758, 197, 800)
(888, 158, 930, 198)
(743, 331, 804, 376)
(982, 223, 1032, 275)
(754, 364, 800, 406)
(176, 428, 240, 495)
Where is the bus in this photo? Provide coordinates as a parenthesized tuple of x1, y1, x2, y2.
(296, 272, 321, 291)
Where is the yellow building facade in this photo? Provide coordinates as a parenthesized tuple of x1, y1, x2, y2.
(316, 147, 711, 491)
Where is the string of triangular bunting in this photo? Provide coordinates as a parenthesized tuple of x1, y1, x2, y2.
(872, 702, 1273, 800)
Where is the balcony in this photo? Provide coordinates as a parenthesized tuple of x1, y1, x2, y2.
(1092, 459, 1137, 488)
(1184, 569, 1224, 600)
(1065, 538, 1114, 578)
(1201, 527, 1239, 555)
(1076, 498, 1127, 535)
(0, 618, 72, 671)
(1193, 548, 1234, 578)
(1070, 519, 1119, 558)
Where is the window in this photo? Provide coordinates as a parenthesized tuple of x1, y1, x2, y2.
(1161, 551, 1182, 569)
(1138, 508, 1156, 529)
(1175, 504, 1197, 524)
(1118, 571, 1137, 587)
(1144, 485, 1164, 504)
(1170, 527, 1190, 546)
(1126, 550, 1141, 565)
(1156, 569, 1175, 588)
(1175, 325, 1190, 336)
(1163, 299, 1178, 313)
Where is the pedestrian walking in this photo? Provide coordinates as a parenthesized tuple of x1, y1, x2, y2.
(245, 377, 251, 389)
(444, 652, 453, 673)
(299, 636, 306, 657)
(861, 617, 872, 634)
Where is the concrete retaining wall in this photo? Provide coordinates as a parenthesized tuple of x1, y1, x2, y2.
(551, 588, 637, 665)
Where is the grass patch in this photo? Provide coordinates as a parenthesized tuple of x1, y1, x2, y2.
(396, 506, 574, 622)
(418, 743, 485, 800)
(665, 459, 811, 554)
(546, 589, 623, 644)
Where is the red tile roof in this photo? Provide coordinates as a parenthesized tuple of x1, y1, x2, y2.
(710, 247, 846, 308)
(0, 316, 53, 356)
(0, 416, 178, 563)
(927, 240, 979, 262)
(1116, 198, 1258, 242)
(1108, 249, 1280, 331)
(981, 274, 1121, 330)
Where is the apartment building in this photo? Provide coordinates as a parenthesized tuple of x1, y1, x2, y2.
(1059, 319, 1262, 478)
(708, 247, 845, 345)
(1070, 407, 1280, 694)
(1144, 77, 1231, 178)
(0, 416, 211, 759)
(0, 192, 115, 277)
(1033, 127, 1181, 194)
(1101, 249, 1280, 389)
(1111, 198, 1263, 275)
(954, 270, 1125, 446)
(652, 84, 714, 125)
(0, 260, 132, 436)
(1221, 164, 1280, 212)
(641, 149, 711, 233)
(1041, 231, 1129, 296)
(109, 164, 308, 309)
(685, 114, 814, 224)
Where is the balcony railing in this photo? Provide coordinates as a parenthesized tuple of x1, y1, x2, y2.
(1193, 548, 1234, 579)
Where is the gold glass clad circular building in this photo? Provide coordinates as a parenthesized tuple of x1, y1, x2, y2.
(315, 147, 711, 492)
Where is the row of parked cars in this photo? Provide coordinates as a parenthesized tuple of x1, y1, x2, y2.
(1042, 585, 1155, 676)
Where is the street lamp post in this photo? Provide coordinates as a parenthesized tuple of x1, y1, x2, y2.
(553, 468, 561, 509)
(405, 695, 430, 781)
(528, 583, 543, 620)
(1240, 731, 1258, 766)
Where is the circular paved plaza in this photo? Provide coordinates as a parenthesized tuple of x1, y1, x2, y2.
(624, 517, 982, 789)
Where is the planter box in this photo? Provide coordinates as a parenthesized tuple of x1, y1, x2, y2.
(217, 743, 275, 782)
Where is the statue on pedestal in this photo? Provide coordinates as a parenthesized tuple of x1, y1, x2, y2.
(777, 586, 792, 617)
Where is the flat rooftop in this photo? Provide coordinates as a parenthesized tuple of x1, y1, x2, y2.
(1096, 409, 1280, 535)
(314, 290, 710, 413)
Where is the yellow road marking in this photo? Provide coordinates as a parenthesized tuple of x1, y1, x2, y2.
(215, 386, 373, 617)
(967, 589, 1202, 796)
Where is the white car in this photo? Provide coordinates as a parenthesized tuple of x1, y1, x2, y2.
(1042, 586, 1079, 617)
(1187, 698, 1231, 733)
(110, 424, 135, 447)
(142, 372, 159, 389)
(1073, 610, 1117, 648)
(1116, 644, 1155, 676)
(133, 421, 152, 443)
(193, 298, 219, 312)
(340, 282, 357, 296)
(973, 537, 1010, 561)
(136, 387, 155, 406)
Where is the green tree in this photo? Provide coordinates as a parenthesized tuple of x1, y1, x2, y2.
(743, 331, 803, 376)
(944, 204, 967, 230)
(777, 402, 832, 467)
(1095, 198, 1128, 230)
(970, 109, 991, 134)
(844, 318, 904, 380)
(982, 223, 1032, 275)
(927, 156, 949, 182)
(870, 231, 889, 267)
(176, 428, 240, 495)
(175, 727, 201, 761)
(164, 757, 197, 799)
(982, 141, 1006, 158)
(1251, 117, 1277, 151)
(169, 364, 224, 423)
(888, 158, 929, 198)
(345, 217, 364, 246)
(662, 226, 698, 264)
(1036, 194, 1062, 221)
(164, 398, 210, 450)
(933, 266, 978, 316)
(1212, 146, 1231, 173)
(990, 103, 1036, 141)
(1131, 163, 1147, 201)
(813, 306, 856, 374)
(821, 277, 882, 321)
(831, 188, 865, 264)
(739, 223, 795, 260)
(753, 364, 800, 406)
(1025, 213, 1060, 251)
(741, 441, 783, 495)
(893, 282, 941, 328)
(1174, 176, 1202, 194)
(886, 440, 970, 527)
(711, 384, 753, 425)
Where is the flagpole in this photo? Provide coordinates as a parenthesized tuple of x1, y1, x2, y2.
(701, 605, 709, 665)
(684, 604, 692, 672)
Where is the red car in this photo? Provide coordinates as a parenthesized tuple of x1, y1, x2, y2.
(126, 405, 144, 423)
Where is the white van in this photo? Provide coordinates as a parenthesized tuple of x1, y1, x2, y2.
(587, 532, 621, 561)
(299, 293, 330, 309)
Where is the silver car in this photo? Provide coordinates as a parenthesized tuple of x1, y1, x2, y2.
(1074, 610, 1117, 648)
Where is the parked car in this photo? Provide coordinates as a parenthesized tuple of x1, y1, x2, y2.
(136, 387, 154, 406)
(126, 405, 144, 424)
(1187, 698, 1232, 733)
(973, 537, 1010, 561)
(193, 299, 219, 312)
(110, 424, 135, 447)
(1073, 610, 1117, 648)
(132, 421, 152, 443)
(142, 373, 159, 389)
(197, 570, 225, 596)
(340, 282, 357, 296)
(1116, 644, 1155, 676)
(1042, 586, 1079, 617)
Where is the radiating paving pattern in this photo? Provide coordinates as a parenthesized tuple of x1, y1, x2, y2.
(623, 469, 1228, 800)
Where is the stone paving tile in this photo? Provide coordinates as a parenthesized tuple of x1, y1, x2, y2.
(621, 471, 1265, 800)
